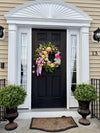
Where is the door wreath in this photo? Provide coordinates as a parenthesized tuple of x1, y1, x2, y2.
(34, 42, 61, 76)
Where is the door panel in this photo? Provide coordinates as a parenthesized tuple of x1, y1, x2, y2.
(32, 29, 66, 108)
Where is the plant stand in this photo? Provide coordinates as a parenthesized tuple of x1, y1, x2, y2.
(78, 101, 90, 126)
(4, 108, 18, 130)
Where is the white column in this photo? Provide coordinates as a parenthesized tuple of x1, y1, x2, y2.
(80, 27, 89, 84)
(8, 24, 18, 85)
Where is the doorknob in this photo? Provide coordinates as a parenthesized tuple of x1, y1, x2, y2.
(33, 65, 35, 68)
(32, 70, 35, 74)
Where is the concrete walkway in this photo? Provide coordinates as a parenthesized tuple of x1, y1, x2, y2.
(0, 117, 100, 133)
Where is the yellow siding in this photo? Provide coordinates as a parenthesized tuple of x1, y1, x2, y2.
(0, 0, 100, 83)
(0, 0, 33, 84)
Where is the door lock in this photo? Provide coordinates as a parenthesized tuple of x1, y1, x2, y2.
(32, 70, 35, 74)
(33, 65, 35, 68)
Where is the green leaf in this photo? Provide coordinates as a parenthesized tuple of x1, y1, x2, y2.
(0, 85, 27, 109)
(73, 83, 98, 101)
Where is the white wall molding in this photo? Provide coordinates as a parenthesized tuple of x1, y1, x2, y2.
(8, 24, 18, 85)
(80, 27, 90, 84)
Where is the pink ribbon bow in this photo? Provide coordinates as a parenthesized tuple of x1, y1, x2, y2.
(55, 54, 61, 60)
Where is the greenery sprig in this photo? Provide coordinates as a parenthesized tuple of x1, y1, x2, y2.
(73, 83, 98, 101)
(0, 85, 27, 109)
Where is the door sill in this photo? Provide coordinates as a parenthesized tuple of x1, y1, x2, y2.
(31, 108, 68, 112)
(18, 108, 79, 119)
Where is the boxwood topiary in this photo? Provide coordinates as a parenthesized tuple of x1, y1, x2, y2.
(0, 85, 27, 109)
(73, 83, 98, 101)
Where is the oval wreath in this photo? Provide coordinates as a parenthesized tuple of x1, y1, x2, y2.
(34, 42, 61, 76)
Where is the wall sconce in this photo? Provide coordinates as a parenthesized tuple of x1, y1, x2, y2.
(93, 27, 100, 42)
(1, 62, 5, 69)
(0, 26, 5, 40)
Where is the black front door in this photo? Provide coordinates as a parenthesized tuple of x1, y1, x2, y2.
(32, 29, 66, 108)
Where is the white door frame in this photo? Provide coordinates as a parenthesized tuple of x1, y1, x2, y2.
(5, 0, 92, 110)
(8, 26, 89, 110)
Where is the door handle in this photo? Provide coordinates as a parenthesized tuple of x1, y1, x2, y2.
(33, 65, 35, 68)
(32, 70, 35, 74)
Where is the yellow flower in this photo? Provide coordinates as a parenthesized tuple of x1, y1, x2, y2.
(40, 64, 43, 67)
(42, 55, 45, 59)
(46, 47, 51, 51)
(43, 51, 47, 55)
(50, 63, 54, 68)
(49, 42, 51, 45)
(39, 44, 42, 48)
(45, 58, 48, 61)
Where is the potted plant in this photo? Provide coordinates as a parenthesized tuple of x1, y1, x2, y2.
(0, 85, 27, 130)
(73, 83, 98, 125)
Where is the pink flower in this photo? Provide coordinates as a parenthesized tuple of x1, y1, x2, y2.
(46, 49, 49, 52)
(36, 61, 38, 65)
(42, 48, 44, 50)
(40, 58, 43, 62)
(47, 61, 50, 64)
(53, 48, 55, 51)
(39, 52, 42, 56)
(39, 47, 41, 50)
(42, 61, 44, 64)
(45, 54, 48, 58)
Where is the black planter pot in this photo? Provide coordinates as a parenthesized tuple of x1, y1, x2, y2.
(4, 108, 18, 130)
(78, 101, 90, 126)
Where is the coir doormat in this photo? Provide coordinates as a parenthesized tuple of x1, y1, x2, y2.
(30, 116, 78, 132)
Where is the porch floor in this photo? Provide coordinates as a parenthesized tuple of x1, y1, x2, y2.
(0, 116, 100, 133)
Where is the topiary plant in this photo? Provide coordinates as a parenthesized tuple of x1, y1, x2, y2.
(73, 83, 98, 101)
(0, 85, 27, 109)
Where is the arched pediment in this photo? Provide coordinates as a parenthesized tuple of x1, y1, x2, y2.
(5, 0, 92, 23)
